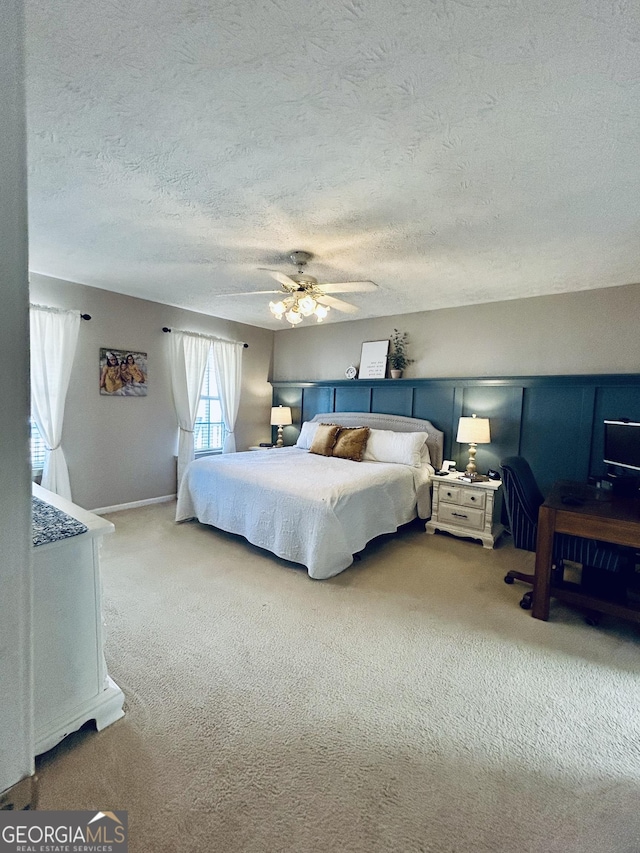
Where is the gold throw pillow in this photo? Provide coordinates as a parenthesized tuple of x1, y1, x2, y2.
(332, 426, 371, 462)
(309, 423, 340, 456)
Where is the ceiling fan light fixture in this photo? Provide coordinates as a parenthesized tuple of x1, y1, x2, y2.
(284, 307, 303, 325)
(314, 304, 329, 321)
(298, 294, 317, 316)
(269, 299, 286, 318)
(261, 251, 375, 325)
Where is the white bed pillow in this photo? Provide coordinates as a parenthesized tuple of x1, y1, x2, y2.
(362, 429, 429, 467)
(295, 421, 320, 450)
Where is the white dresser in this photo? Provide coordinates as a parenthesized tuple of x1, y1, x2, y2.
(32, 484, 124, 756)
(426, 473, 504, 549)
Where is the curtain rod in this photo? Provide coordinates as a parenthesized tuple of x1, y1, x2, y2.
(30, 303, 91, 320)
(161, 327, 248, 348)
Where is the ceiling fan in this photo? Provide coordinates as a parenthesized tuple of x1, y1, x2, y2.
(244, 251, 377, 326)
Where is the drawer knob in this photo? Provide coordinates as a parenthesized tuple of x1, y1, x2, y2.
(452, 512, 468, 519)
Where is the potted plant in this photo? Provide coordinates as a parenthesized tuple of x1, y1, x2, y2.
(387, 329, 414, 379)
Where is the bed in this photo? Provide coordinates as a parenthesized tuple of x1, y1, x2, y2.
(176, 412, 444, 579)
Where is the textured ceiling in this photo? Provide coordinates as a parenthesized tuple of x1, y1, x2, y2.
(25, 0, 640, 329)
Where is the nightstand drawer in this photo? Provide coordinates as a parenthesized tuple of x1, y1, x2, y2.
(438, 503, 485, 531)
(439, 486, 462, 504)
(460, 489, 486, 510)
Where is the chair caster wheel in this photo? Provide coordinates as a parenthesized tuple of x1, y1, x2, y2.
(519, 592, 533, 610)
(504, 575, 515, 585)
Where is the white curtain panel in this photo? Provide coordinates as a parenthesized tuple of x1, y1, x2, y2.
(213, 340, 244, 453)
(30, 306, 81, 500)
(168, 331, 211, 488)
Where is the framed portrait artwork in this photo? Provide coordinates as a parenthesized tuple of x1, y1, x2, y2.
(100, 348, 148, 396)
(358, 340, 389, 379)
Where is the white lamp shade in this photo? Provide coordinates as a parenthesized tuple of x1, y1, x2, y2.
(270, 406, 292, 426)
(456, 415, 490, 444)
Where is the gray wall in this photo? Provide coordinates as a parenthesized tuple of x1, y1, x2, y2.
(272, 283, 640, 381)
(27, 276, 640, 512)
(0, 0, 34, 796)
(29, 274, 275, 510)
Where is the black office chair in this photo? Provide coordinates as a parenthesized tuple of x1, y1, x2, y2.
(500, 456, 626, 613)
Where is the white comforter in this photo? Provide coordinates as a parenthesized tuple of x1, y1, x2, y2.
(176, 447, 434, 579)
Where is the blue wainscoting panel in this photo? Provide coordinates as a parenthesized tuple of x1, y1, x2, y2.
(459, 385, 523, 478)
(371, 385, 413, 416)
(272, 375, 640, 487)
(272, 386, 303, 445)
(335, 384, 372, 413)
(272, 385, 302, 413)
(591, 385, 640, 479)
(520, 385, 589, 494)
(301, 386, 333, 424)
(412, 386, 456, 459)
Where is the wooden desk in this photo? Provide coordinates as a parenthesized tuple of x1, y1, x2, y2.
(532, 480, 640, 622)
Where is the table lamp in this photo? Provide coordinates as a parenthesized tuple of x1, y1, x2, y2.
(270, 405, 292, 447)
(456, 414, 491, 480)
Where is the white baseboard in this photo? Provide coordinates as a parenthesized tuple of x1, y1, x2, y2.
(91, 494, 176, 515)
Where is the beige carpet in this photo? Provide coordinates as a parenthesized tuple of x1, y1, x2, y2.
(35, 502, 640, 852)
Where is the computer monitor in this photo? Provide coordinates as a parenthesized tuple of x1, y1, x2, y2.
(603, 419, 640, 473)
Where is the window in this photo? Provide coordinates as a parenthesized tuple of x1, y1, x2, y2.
(195, 348, 224, 453)
(30, 417, 47, 469)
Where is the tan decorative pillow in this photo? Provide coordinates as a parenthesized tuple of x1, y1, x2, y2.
(309, 423, 340, 456)
(332, 426, 371, 462)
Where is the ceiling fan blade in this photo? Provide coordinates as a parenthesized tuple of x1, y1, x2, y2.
(211, 289, 283, 297)
(316, 294, 359, 314)
(318, 281, 378, 294)
(257, 268, 300, 291)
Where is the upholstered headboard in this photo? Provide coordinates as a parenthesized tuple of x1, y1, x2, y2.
(310, 412, 444, 470)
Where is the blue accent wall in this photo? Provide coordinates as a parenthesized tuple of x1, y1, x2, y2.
(272, 375, 640, 492)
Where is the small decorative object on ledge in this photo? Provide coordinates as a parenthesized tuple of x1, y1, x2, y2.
(387, 329, 415, 379)
(345, 365, 357, 380)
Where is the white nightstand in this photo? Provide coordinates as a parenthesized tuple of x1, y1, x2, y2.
(426, 472, 504, 549)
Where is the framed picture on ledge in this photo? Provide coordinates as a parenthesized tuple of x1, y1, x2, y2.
(358, 340, 389, 379)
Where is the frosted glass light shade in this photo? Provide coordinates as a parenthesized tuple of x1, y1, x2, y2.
(298, 295, 317, 316)
(314, 304, 328, 321)
(284, 308, 303, 325)
(269, 300, 286, 318)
